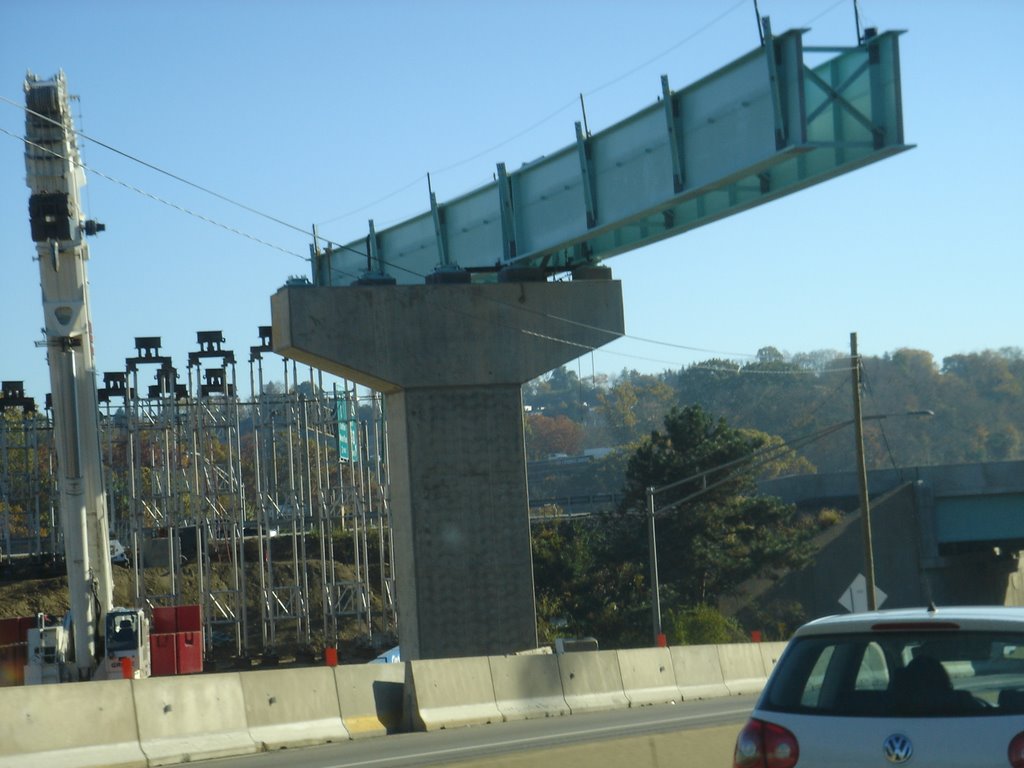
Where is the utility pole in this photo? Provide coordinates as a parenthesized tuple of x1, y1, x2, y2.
(850, 332, 877, 610)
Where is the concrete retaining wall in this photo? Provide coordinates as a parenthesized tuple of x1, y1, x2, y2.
(489, 653, 569, 720)
(132, 671, 257, 766)
(240, 666, 348, 750)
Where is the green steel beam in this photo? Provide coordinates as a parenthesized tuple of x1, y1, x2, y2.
(314, 27, 910, 286)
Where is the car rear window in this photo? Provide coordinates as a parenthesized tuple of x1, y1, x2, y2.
(762, 629, 1024, 717)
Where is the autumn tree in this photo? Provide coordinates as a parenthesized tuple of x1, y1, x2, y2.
(596, 372, 675, 446)
(524, 413, 584, 460)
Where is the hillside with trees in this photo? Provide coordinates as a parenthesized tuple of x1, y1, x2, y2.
(525, 346, 1024, 473)
(525, 346, 1024, 645)
(3, 346, 1019, 652)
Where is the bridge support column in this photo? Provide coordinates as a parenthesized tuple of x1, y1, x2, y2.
(271, 278, 623, 659)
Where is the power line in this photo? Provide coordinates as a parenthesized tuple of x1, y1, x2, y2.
(315, 1, 749, 229)
(801, 0, 849, 27)
(5, 127, 307, 261)
(584, 0, 749, 100)
(0, 93, 315, 241)
(319, 241, 856, 376)
(316, 175, 429, 227)
(4, 119, 822, 375)
(4, 2, 861, 376)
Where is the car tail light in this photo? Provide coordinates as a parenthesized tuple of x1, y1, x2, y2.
(734, 718, 799, 768)
(1008, 731, 1024, 767)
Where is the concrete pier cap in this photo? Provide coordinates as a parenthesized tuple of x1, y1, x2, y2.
(271, 278, 624, 392)
(271, 277, 624, 660)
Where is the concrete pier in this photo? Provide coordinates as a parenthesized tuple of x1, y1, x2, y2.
(272, 278, 623, 659)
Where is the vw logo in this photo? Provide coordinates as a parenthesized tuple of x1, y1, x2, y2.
(883, 733, 914, 764)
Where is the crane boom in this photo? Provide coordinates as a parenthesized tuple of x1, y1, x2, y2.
(24, 71, 113, 680)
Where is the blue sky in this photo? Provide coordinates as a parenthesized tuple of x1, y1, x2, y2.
(1, 1, 1021, 402)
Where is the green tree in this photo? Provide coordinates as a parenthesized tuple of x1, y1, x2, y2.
(665, 603, 747, 645)
(595, 373, 676, 446)
(616, 405, 815, 610)
(596, 380, 639, 445)
(531, 518, 647, 646)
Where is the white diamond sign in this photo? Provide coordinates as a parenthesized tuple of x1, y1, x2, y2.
(839, 573, 888, 613)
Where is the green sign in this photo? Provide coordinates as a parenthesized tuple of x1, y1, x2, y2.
(337, 399, 359, 462)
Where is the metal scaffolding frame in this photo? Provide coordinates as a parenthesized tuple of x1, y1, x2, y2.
(0, 382, 51, 563)
(0, 329, 396, 660)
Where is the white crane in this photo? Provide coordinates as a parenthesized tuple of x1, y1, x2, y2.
(23, 71, 148, 683)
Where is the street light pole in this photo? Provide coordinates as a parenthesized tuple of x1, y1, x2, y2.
(647, 486, 663, 643)
(850, 332, 877, 611)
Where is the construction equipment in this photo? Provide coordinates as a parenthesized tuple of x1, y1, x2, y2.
(22, 70, 149, 682)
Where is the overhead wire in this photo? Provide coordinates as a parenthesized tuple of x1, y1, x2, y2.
(4, 126, 308, 261)
(612, 416, 860, 520)
(318, 0, 844, 234)
(315, 0, 750, 230)
(315, 232, 856, 376)
(304, 1, 869, 374)
(801, 0, 849, 27)
(421, 281, 853, 376)
(3, 105, 773, 372)
(860, 364, 902, 471)
(0, 93, 315, 241)
(4, 1, 859, 377)
(5, 0, 847, 261)
(583, 0, 748, 100)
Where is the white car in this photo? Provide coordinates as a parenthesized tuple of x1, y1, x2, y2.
(734, 606, 1024, 767)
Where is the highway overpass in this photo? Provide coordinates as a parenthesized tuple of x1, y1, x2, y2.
(739, 460, 1024, 621)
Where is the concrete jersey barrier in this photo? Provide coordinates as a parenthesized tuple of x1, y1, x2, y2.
(335, 662, 407, 738)
(0, 678, 146, 768)
(240, 666, 349, 750)
(717, 643, 769, 696)
(132, 671, 257, 766)
(556, 648, 629, 714)
(670, 644, 730, 700)
(405, 656, 502, 731)
(0, 639, 780, 768)
(616, 647, 678, 707)
(758, 641, 788, 678)
(489, 653, 569, 720)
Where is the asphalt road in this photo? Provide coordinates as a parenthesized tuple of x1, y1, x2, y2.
(196, 694, 756, 768)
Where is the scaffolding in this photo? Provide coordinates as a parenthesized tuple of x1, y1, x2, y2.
(0, 329, 395, 660)
(0, 382, 53, 565)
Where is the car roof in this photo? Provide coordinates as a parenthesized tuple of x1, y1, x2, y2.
(792, 606, 1024, 636)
